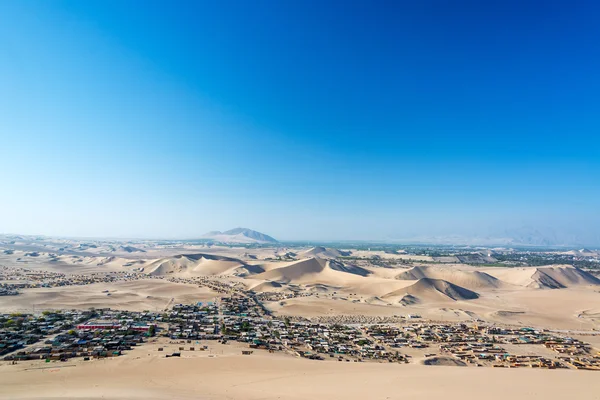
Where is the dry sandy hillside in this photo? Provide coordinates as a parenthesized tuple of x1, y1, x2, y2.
(394, 265, 503, 289)
(483, 265, 600, 289)
(142, 253, 260, 277)
(300, 246, 352, 258)
(1, 345, 598, 400)
(383, 278, 480, 302)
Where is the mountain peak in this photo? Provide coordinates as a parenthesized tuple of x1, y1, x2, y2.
(201, 228, 278, 244)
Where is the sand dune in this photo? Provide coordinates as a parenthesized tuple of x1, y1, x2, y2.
(395, 266, 502, 290)
(233, 263, 266, 276)
(301, 246, 351, 259)
(384, 278, 480, 302)
(144, 253, 248, 276)
(253, 257, 369, 285)
(328, 260, 371, 276)
(486, 265, 600, 289)
(254, 258, 328, 282)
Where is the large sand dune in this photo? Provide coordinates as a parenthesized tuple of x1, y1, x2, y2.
(144, 253, 251, 276)
(253, 257, 370, 284)
(395, 265, 502, 290)
(486, 265, 600, 289)
(384, 278, 480, 302)
(301, 246, 351, 259)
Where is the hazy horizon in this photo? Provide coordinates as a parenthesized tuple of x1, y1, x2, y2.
(2, 223, 600, 248)
(1, 1, 599, 245)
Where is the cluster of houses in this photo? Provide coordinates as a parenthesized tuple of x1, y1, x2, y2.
(438, 341, 565, 368)
(361, 323, 600, 370)
(167, 303, 220, 340)
(159, 296, 410, 363)
(544, 340, 600, 370)
(2, 309, 155, 362)
(280, 321, 409, 363)
(1, 310, 94, 358)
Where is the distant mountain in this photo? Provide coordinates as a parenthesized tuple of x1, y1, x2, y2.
(390, 226, 600, 248)
(201, 228, 278, 244)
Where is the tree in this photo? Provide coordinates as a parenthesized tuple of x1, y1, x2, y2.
(148, 325, 156, 337)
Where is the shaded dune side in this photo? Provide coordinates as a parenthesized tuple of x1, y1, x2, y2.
(328, 260, 371, 276)
(395, 266, 502, 290)
(384, 278, 480, 302)
(488, 265, 600, 289)
(252, 258, 370, 284)
(533, 266, 600, 288)
(301, 247, 352, 258)
(254, 258, 328, 283)
(145, 253, 249, 276)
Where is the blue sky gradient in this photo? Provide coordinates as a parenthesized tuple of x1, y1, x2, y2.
(1, 1, 599, 243)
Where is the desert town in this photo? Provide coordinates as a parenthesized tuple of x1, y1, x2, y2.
(1, 233, 600, 399)
(3, 293, 600, 370)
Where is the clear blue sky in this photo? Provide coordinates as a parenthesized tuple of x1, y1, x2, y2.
(1, 1, 599, 244)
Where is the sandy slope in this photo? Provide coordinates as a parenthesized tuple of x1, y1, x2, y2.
(1, 345, 598, 400)
(484, 265, 600, 289)
(300, 246, 351, 258)
(144, 254, 250, 277)
(384, 278, 480, 302)
(395, 265, 503, 289)
(252, 257, 370, 285)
